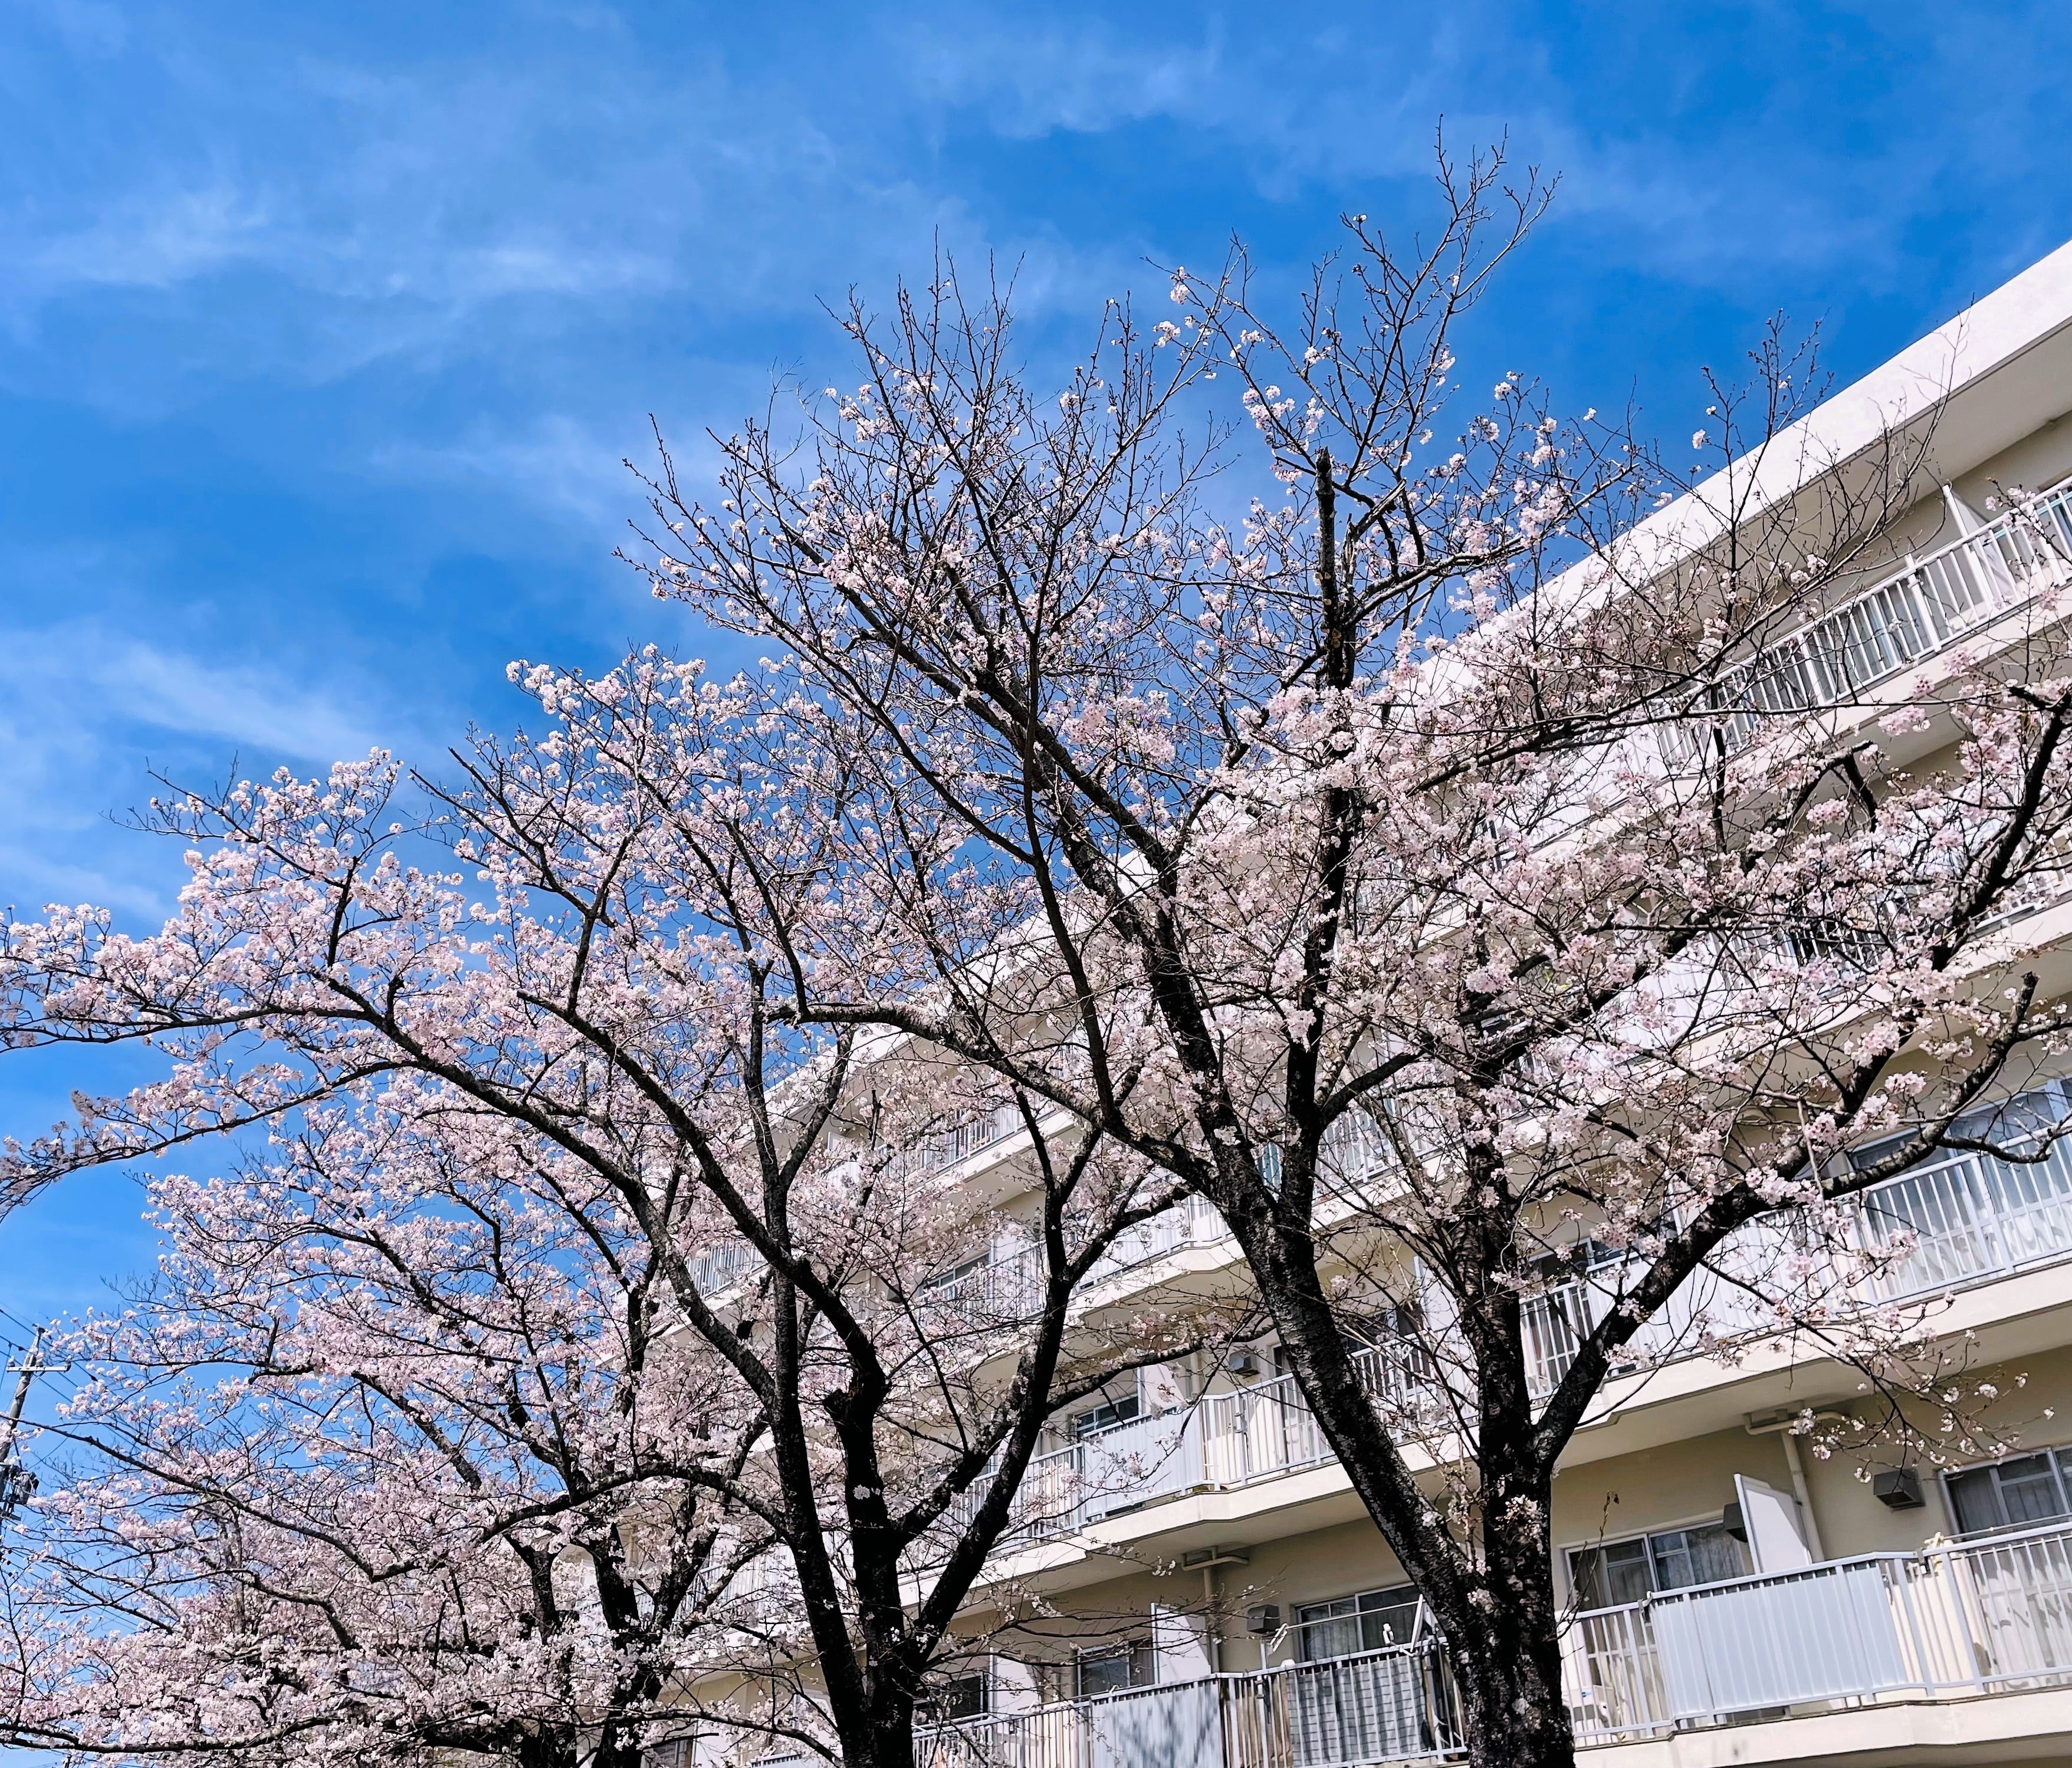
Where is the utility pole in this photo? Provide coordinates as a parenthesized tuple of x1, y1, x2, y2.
(0, 1328, 46, 1524)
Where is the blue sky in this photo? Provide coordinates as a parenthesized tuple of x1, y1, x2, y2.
(2, 0, 2070, 1345)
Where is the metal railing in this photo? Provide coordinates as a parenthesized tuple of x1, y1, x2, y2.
(1086, 1194, 1226, 1287)
(1201, 1348, 1441, 1487)
(724, 1527, 2072, 1766)
(932, 1104, 1028, 1169)
(1856, 1129, 2072, 1301)
(970, 1080, 2072, 1540)
(918, 1638, 1459, 1768)
(1661, 473, 2072, 764)
(917, 1194, 1227, 1332)
(1519, 1087, 2072, 1401)
(1938, 1521, 2072, 1687)
(917, 1246, 1045, 1325)
(967, 1345, 1446, 1546)
(1562, 1516, 2072, 1743)
(1521, 1246, 1781, 1403)
(689, 1236, 758, 1298)
(1564, 1552, 1960, 1740)
(1007, 1411, 1211, 1539)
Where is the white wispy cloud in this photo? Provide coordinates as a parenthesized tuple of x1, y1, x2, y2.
(367, 413, 658, 527)
(29, 183, 278, 290)
(91, 637, 384, 763)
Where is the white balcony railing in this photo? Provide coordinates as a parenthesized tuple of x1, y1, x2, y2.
(1856, 1127, 2072, 1301)
(910, 1524, 2072, 1768)
(1657, 476, 2072, 767)
(1009, 1409, 1211, 1539)
(730, 1095, 2072, 1564)
(951, 1093, 2072, 1552)
(689, 1236, 758, 1298)
(931, 1103, 1029, 1169)
(968, 1345, 1443, 1546)
(1522, 1083, 2072, 1401)
(1086, 1193, 1226, 1286)
(916, 1194, 1229, 1333)
(1200, 1346, 1441, 1488)
(1662, 472, 2072, 764)
(917, 1246, 1045, 1325)
(919, 1637, 1458, 1768)
(1564, 1515, 2072, 1743)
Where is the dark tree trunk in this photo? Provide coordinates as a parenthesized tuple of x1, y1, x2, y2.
(593, 1726, 646, 1768)
(1452, 1636, 1575, 1768)
(859, 1698, 917, 1768)
(1452, 1470, 1575, 1768)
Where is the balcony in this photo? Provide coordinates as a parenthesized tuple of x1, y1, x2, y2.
(914, 1194, 1230, 1333)
(1661, 471, 2072, 765)
(983, 1345, 1439, 1544)
(920, 1638, 1457, 1768)
(688, 1235, 758, 1297)
(1856, 1126, 2072, 1302)
(1086, 1193, 1226, 1287)
(1564, 1517, 2072, 1745)
(914, 1520, 2072, 1768)
(928, 1102, 1030, 1171)
(1522, 1083, 2072, 1401)
(961, 1097, 2072, 1555)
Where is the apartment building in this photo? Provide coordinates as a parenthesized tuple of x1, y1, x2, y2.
(803, 241, 2072, 1768)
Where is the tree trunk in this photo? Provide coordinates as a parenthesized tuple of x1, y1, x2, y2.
(1452, 1493, 1575, 1768)
(1452, 1642, 1576, 1768)
(593, 1727, 646, 1768)
(859, 1699, 917, 1768)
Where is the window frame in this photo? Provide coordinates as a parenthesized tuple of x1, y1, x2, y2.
(1292, 1583, 1429, 1659)
(921, 1668, 991, 1723)
(1940, 1444, 2072, 1537)
(1069, 1388, 1144, 1440)
(1561, 1516, 1749, 1612)
(1073, 1640, 1155, 1698)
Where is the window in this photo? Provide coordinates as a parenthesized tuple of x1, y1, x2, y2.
(1786, 915, 1887, 971)
(1946, 1449, 2072, 1535)
(918, 1254, 987, 1296)
(1295, 1585, 1427, 1659)
(1072, 1387, 1142, 1438)
(1075, 1642, 1154, 1697)
(1257, 1145, 1285, 1192)
(1567, 1522, 1746, 1611)
(922, 1671, 989, 1721)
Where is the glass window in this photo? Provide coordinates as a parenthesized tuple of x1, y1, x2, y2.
(1647, 1522, 1745, 1591)
(1946, 1450, 2072, 1535)
(919, 1254, 987, 1297)
(1568, 1523, 1747, 1610)
(925, 1672, 988, 1720)
(1072, 1389, 1142, 1438)
(1568, 1537, 1652, 1611)
(1999, 1455, 2068, 1525)
(1076, 1644, 1153, 1697)
(1946, 1466, 2002, 1536)
(1295, 1585, 1426, 1660)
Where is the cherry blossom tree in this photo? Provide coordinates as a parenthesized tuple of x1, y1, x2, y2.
(0, 668, 1231, 1768)
(618, 146, 2072, 1768)
(10, 139, 2072, 1768)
